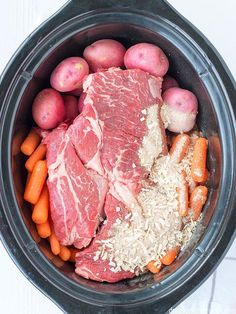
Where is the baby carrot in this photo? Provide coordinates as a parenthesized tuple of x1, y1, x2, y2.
(198, 169, 209, 185)
(177, 171, 189, 216)
(32, 184, 49, 224)
(49, 228, 61, 256)
(170, 135, 177, 146)
(188, 177, 197, 195)
(36, 220, 51, 238)
(59, 246, 71, 261)
(25, 144, 47, 172)
(21, 128, 41, 156)
(160, 246, 180, 266)
(189, 185, 208, 221)
(26, 172, 31, 185)
(191, 138, 208, 182)
(146, 260, 162, 274)
(69, 248, 79, 262)
(12, 129, 27, 156)
(24, 160, 48, 204)
(170, 134, 190, 163)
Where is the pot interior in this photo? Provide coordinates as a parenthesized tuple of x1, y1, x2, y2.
(11, 22, 221, 293)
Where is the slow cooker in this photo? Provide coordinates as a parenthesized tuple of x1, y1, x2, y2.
(0, 0, 235, 313)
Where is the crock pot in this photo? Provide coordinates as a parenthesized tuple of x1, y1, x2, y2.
(0, 1, 236, 313)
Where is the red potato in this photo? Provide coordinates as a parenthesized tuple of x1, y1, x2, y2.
(124, 43, 169, 77)
(68, 85, 83, 97)
(83, 39, 126, 72)
(78, 92, 86, 113)
(32, 88, 65, 130)
(63, 95, 79, 120)
(162, 87, 198, 133)
(50, 57, 89, 92)
(162, 75, 179, 93)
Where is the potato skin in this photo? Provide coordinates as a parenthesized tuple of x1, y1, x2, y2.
(163, 87, 198, 113)
(32, 88, 65, 130)
(83, 39, 126, 72)
(63, 95, 78, 120)
(50, 57, 89, 92)
(162, 75, 179, 93)
(68, 85, 83, 97)
(124, 43, 169, 77)
(162, 87, 198, 133)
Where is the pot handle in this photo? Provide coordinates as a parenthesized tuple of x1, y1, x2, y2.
(68, 0, 172, 13)
(48, 0, 196, 43)
(51, 0, 180, 25)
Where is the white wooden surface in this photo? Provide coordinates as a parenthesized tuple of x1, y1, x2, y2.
(0, 1, 235, 313)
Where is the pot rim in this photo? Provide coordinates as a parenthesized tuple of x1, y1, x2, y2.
(0, 3, 236, 312)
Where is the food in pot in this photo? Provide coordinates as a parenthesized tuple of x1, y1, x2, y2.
(21, 39, 209, 283)
(68, 85, 83, 97)
(20, 128, 41, 156)
(25, 143, 47, 172)
(124, 42, 169, 77)
(32, 88, 65, 130)
(50, 57, 89, 92)
(31, 184, 49, 224)
(44, 123, 108, 249)
(162, 87, 198, 132)
(83, 39, 126, 72)
(162, 75, 179, 93)
(24, 160, 48, 205)
(191, 138, 208, 182)
(62, 95, 79, 120)
(78, 92, 86, 113)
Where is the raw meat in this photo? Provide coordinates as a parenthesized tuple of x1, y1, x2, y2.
(45, 68, 166, 281)
(75, 194, 135, 282)
(69, 68, 167, 202)
(73, 69, 167, 281)
(68, 103, 104, 176)
(44, 124, 108, 248)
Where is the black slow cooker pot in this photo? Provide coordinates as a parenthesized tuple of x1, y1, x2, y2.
(0, 1, 236, 313)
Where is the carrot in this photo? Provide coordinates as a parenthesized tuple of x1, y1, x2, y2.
(188, 131, 201, 145)
(189, 185, 208, 220)
(198, 169, 209, 185)
(21, 128, 41, 156)
(160, 246, 180, 266)
(188, 177, 197, 195)
(32, 184, 49, 224)
(25, 144, 47, 172)
(59, 246, 71, 261)
(26, 172, 31, 185)
(36, 221, 51, 238)
(191, 138, 208, 182)
(167, 135, 176, 148)
(177, 171, 188, 216)
(24, 160, 48, 204)
(12, 129, 27, 156)
(170, 135, 177, 146)
(69, 248, 79, 262)
(49, 228, 61, 256)
(146, 260, 162, 274)
(170, 134, 190, 163)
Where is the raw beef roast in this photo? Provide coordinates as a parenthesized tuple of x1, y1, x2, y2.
(75, 194, 134, 282)
(69, 68, 167, 204)
(73, 69, 167, 280)
(44, 124, 108, 248)
(45, 68, 166, 281)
